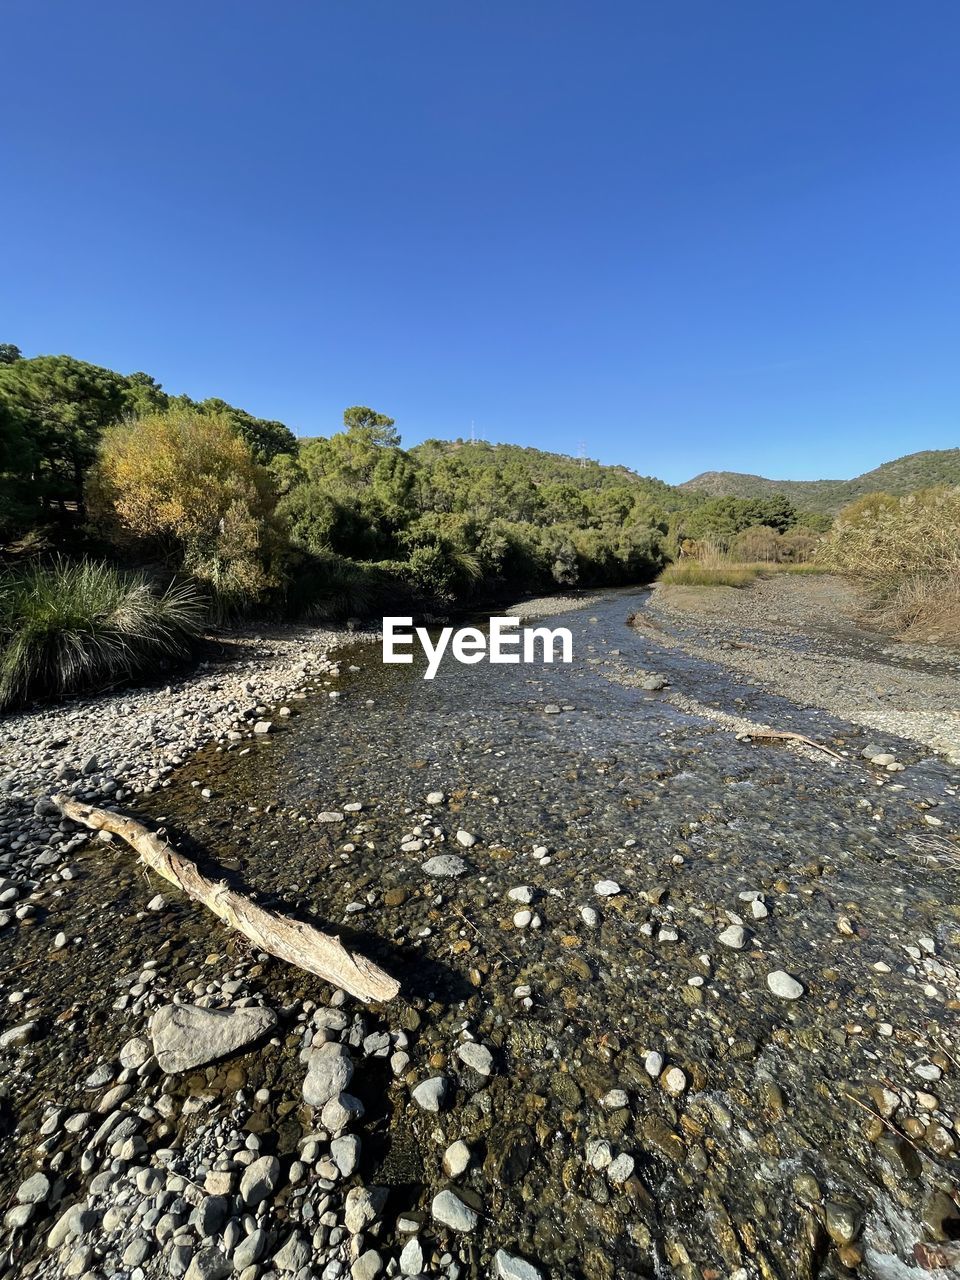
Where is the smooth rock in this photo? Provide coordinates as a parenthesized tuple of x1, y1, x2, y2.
(431, 1189, 479, 1233)
(240, 1155, 281, 1207)
(767, 970, 804, 1000)
(494, 1250, 545, 1280)
(149, 1003, 277, 1074)
(456, 1042, 494, 1076)
(443, 1140, 471, 1178)
(412, 1076, 449, 1111)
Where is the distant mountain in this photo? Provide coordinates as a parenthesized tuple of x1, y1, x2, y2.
(680, 448, 960, 513)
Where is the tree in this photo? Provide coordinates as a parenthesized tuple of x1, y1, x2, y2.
(88, 409, 283, 606)
(196, 398, 297, 462)
(125, 372, 170, 416)
(0, 344, 22, 365)
(0, 355, 129, 509)
(342, 406, 400, 447)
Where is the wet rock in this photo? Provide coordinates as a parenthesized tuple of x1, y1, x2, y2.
(494, 1249, 545, 1280)
(422, 855, 468, 878)
(431, 1189, 479, 1233)
(601, 1088, 629, 1110)
(607, 1153, 635, 1184)
(456, 1041, 494, 1076)
(766, 970, 804, 1000)
(443, 1140, 471, 1178)
(824, 1201, 861, 1246)
(486, 1127, 534, 1185)
(412, 1075, 449, 1111)
(149, 1003, 277, 1073)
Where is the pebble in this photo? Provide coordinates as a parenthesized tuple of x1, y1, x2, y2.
(594, 880, 621, 897)
(239, 1154, 281, 1207)
(494, 1250, 545, 1280)
(422, 855, 468, 878)
(456, 1041, 494, 1076)
(455, 829, 477, 847)
(661, 1066, 687, 1096)
(443, 1140, 471, 1178)
(766, 970, 805, 1000)
(431, 1189, 479, 1232)
(718, 924, 747, 949)
(412, 1076, 449, 1111)
(644, 1051, 664, 1077)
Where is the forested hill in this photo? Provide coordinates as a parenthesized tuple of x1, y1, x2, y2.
(680, 448, 960, 513)
(411, 438, 684, 507)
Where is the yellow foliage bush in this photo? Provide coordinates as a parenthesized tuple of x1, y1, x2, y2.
(88, 409, 283, 606)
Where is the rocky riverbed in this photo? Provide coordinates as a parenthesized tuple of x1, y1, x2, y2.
(0, 587, 958, 1280)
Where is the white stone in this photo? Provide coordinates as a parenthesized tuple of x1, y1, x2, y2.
(766, 970, 804, 1000)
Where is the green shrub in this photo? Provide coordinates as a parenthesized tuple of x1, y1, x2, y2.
(279, 552, 405, 620)
(0, 558, 206, 709)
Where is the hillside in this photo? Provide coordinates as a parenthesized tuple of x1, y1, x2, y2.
(680, 448, 960, 513)
(411, 438, 686, 508)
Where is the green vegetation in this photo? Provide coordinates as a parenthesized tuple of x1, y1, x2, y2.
(0, 559, 205, 709)
(0, 349, 296, 536)
(681, 449, 960, 514)
(3, 340, 955, 701)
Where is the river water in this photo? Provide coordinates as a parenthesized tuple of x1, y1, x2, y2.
(5, 588, 960, 1279)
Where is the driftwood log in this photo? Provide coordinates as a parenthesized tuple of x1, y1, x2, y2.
(53, 795, 400, 1004)
(738, 729, 844, 762)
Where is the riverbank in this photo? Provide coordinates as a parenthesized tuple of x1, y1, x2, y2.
(641, 573, 960, 762)
(1, 587, 958, 1280)
(0, 624, 360, 808)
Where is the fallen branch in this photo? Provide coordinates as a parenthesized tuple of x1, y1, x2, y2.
(53, 795, 400, 1004)
(738, 729, 845, 762)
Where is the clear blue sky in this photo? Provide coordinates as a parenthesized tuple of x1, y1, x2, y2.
(3, 2, 958, 483)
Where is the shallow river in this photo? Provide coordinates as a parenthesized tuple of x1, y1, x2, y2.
(5, 589, 960, 1279)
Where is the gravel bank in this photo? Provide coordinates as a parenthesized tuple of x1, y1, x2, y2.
(0, 624, 362, 809)
(502, 591, 601, 620)
(642, 574, 960, 762)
